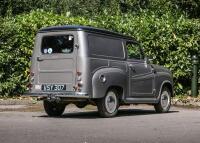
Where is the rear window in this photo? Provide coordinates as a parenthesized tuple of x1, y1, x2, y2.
(41, 35, 74, 54)
(88, 35, 124, 58)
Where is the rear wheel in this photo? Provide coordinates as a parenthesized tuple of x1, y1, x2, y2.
(43, 100, 66, 117)
(154, 87, 171, 113)
(97, 89, 119, 118)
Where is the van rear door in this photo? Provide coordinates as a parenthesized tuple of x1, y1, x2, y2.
(34, 32, 78, 92)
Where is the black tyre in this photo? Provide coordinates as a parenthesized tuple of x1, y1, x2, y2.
(154, 87, 171, 113)
(43, 100, 66, 117)
(97, 89, 119, 118)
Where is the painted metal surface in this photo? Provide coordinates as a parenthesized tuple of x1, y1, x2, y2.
(28, 25, 173, 105)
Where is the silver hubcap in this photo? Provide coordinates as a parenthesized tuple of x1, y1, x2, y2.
(105, 91, 117, 113)
(161, 90, 170, 109)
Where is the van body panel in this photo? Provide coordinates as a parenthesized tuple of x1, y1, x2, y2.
(28, 25, 173, 104)
(92, 67, 127, 98)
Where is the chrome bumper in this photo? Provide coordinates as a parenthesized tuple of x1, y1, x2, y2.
(24, 91, 89, 98)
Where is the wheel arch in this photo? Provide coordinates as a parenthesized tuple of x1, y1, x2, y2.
(163, 82, 173, 96)
(106, 85, 123, 100)
(154, 81, 173, 113)
(92, 67, 127, 99)
(158, 80, 174, 99)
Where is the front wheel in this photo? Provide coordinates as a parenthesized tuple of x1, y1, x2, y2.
(43, 100, 66, 117)
(154, 87, 171, 113)
(96, 89, 119, 118)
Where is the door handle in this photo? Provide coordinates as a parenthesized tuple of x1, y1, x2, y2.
(37, 57, 43, 61)
(151, 68, 156, 73)
(129, 64, 135, 71)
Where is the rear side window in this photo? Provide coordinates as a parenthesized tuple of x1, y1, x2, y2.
(88, 35, 124, 58)
(41, 35, 74, 54)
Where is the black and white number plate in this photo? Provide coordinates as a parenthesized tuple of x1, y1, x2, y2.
(42, 84, 66, 91)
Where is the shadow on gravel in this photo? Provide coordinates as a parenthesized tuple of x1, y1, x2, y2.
(38, 109, 179, 119)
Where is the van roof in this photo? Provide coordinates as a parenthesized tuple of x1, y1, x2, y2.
(39, 25, 135, 40)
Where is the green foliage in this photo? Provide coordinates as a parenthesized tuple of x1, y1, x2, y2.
(1, 0, 200, 18)
(0, 0, 68, 16)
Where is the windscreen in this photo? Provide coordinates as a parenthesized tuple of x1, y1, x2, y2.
(41, 35, 74, 54)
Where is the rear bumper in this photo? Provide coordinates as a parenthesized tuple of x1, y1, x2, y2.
(24, 91, 89, 98)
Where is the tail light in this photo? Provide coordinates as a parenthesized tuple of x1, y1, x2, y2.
(28, 68, 34, 76)
(27, 83, 33, 91)
(77, 71, 81, 76)
(76, 71, 82, 82)
(75, 71, 83, 91)
(77, 81, 83, 87)
(30, 71, 34, 83)
(30, 72, 34, 76)
(28, 69, 34, 90)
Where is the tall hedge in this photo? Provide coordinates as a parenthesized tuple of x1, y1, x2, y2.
(1, 0, 200, 18)
(0, 10, 200, 96)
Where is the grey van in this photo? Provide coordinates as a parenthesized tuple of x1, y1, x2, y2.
(28, 25, 173, 117)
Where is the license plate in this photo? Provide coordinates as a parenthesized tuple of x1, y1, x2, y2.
(42, 84, 66, 91)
